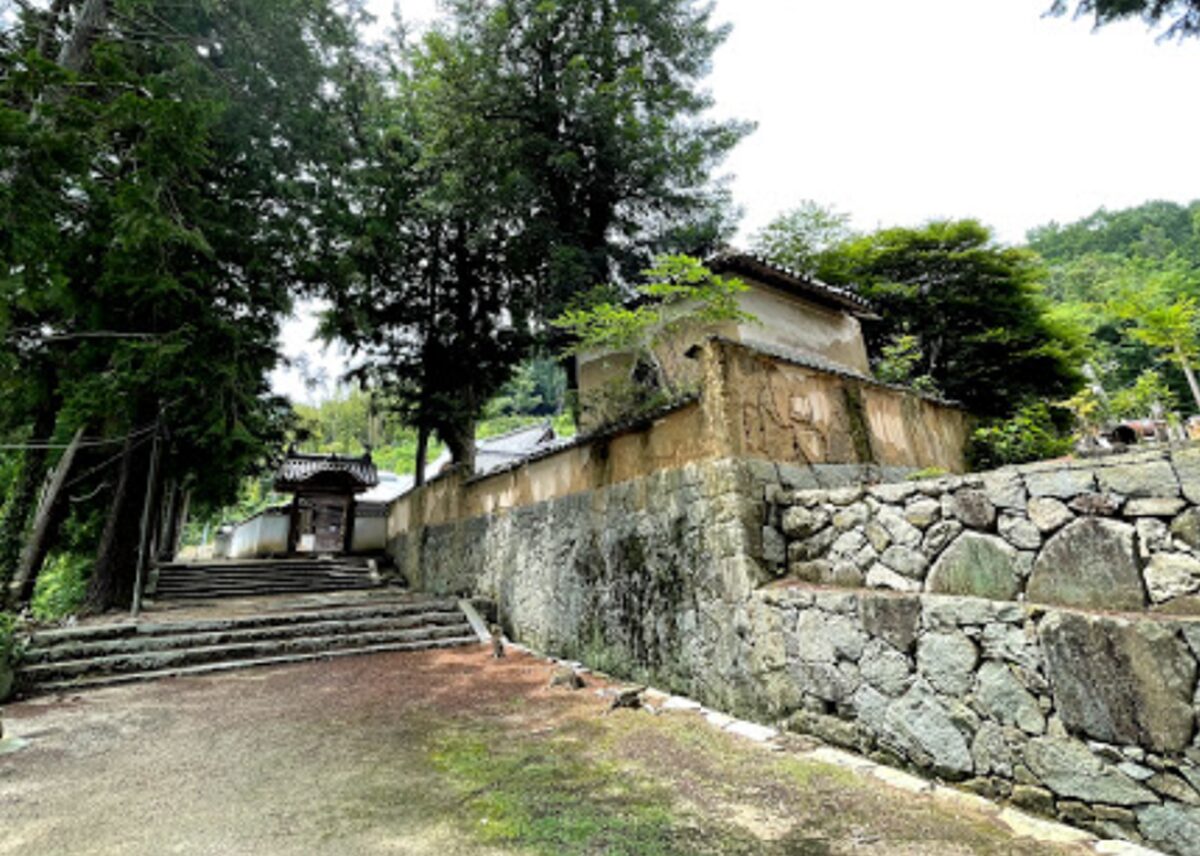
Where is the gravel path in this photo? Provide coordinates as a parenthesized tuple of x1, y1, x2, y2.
(0, 646, 1093, 855)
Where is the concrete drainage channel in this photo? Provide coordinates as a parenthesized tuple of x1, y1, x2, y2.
(465, 613, 1168, 856)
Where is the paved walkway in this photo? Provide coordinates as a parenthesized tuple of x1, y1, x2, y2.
(0, 647, 1112, 855)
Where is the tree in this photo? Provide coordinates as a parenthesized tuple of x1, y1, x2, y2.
(1, 0, 367, 610)
(323, 0, 750, 472)
(1049, 1, 1200, 39)
(1028, 202, 1200, 415)
(816, 221, 1084, 417)
(750, 201, 854, 276)
(553, 255, 750, 422)
(1112, 291, 1200, 411)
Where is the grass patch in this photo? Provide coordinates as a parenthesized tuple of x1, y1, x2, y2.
(428, 723, 786, 856)
(431, 728, 682, 856)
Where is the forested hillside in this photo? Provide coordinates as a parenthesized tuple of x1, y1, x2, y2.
(1028, 200, 1200, 426)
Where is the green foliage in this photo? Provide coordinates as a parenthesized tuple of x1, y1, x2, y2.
(816, 220, 1085, 417)
(321, 0, 749, 466)
(485, 358, 569, 420)
(1048, 1, 1200, 40)
(1110, 370, 1178, 419)
(30, 553, 89, 622)
(554, 255, 751, 425)
(1028, 202, 1200, 414)
(874, 335, 939, 394)
(750, 201, 855, 276)
(0, 610, 15, 666)
(432, 728, 680, 856)
(556, 255, 750, 358)
(1, 0, 367, 608)
(968, 403, 1073, 470)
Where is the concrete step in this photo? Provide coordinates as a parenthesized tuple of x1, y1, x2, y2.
(22, 611, 469, 664)
(30, 634, 482, 695)
(20, 623, 475, 683)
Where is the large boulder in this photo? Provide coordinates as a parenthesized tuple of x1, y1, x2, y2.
(1027, 518, 1145, 611)
(859, 592, 921, 653)
(1038, 610, 1197, 753)
(917, 631, 978, 696)
(1025, 468, 1096, 499)
(1024, 737, 1157, 806)
(926, 533, 1020, 600)
(1097, 460, 1180, 498)
(974, 661, 1045, 735)
(880, 682, 974, 777)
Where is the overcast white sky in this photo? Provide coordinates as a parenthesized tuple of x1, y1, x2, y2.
(273, 0, 1200, 402)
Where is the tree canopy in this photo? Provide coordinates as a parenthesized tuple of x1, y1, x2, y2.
(0, 0, 366, 609)
(1049, 0, 1200, 40)
(320, 0, 750, 474)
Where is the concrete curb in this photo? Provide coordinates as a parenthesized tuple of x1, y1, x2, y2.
(456, 600, 493, 644)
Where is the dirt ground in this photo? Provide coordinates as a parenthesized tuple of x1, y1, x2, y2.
(0, 646, 1092, 856)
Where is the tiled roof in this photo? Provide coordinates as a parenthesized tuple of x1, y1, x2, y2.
(708, 251, 875, 317)
(475, 422, 558, 476)
(274, 452, 379, 492)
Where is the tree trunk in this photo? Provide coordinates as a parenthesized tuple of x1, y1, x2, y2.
(171, 488, 191, 559)
(156, 478, 177, 563)
(57, 0, 109, 73)
(132, 422, 164, 615)
(414, 423, 430, 487)
(85, 431, 148, 613)
(0, 402, 57, 592)
(1177, 345, 1200, 413)
(440, 416, 476, 476)
(9, 426, 84, 606)
(35, 0, 70, 59)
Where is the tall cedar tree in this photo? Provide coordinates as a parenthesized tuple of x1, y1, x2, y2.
(0, 0, 365, 610)
(322, 0, 750, 470)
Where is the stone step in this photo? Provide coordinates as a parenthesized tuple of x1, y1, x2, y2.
(22, 611, 469, 664)
(28, 634, 482, 695)
(20, 623, 475, 683)
(154, 579, 380, 596)
(25, 597, 460, 646)
(157, 558, 377, 569)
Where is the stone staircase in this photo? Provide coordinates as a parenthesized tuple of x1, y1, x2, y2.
(150, 557, 385, 600)
(14, 595, 480, 697)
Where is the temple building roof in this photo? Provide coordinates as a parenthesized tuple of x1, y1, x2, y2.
(274, 451, 379, 495)
(708, 251, 876, 317)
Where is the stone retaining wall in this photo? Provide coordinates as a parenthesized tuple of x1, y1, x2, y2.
(401, 448, 1200, 855)
(766, 446, 1200, 614)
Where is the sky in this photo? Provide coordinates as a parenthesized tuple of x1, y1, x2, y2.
(271, 0, 1200, 403)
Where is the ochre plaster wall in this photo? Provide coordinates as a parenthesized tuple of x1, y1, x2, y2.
(710, 340, 968, 473)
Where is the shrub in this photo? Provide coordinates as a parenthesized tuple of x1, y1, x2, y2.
(31, 552, 90, 622)
(968, 402, 1073, 469)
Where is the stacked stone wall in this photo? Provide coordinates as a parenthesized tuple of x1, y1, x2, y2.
(766, 446, 1200, 614)
(400, 446, 1200, 855)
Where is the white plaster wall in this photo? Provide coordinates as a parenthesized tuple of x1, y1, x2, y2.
(351, 516, 387, 552)
(229, 513, 290, 559)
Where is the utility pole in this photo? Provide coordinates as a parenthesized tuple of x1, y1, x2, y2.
(131, 409, 163, 618)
